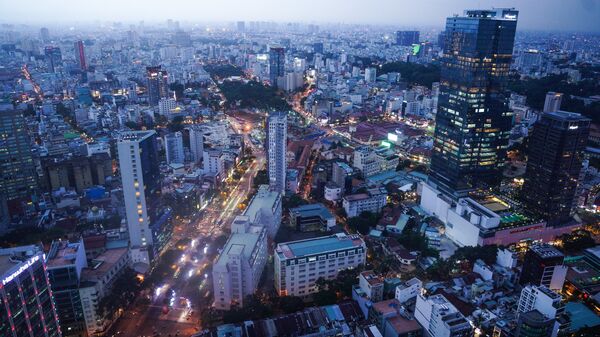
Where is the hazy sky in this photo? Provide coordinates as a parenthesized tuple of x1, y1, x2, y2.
(1, 0, 599, 32)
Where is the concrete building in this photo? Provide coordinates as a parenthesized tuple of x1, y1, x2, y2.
(520, 245, 567, 291)
(203, 149, 225, 176)
(414, 293, 472, 337)
(212, 218, 268, 310)
(274, 233, 366, 297)
(164, 131, 185, 164)
(267, 112, 287, 193)
(518, 285, 565, 337)
(352, 270, 384, 317)
(243, 184, 282, 237)
(79, 247, 130, 336)
(188, 125, 204, 164)
(117, 131, 161, 267)
(354, 147, 383, 177)
(289, 203, 335, 232)
(543, 92, 563, 113)
(0, 245, 61, 337)
(158, 97, 177, 116)
(343, 187, 388, 217)
(395, 277, 423, 304)
(332, 161, 354, 193)
(46, 239, 88, 337)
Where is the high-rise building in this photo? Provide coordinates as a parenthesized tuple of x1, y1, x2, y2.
(212, 217, 267, 310)
(269, 46, 285, 86)
(74, 40, 86, 71)
(395, 30, 420, 46)
(40, 27, 50, 42)
(274, 233, 366, 297)
(520, 245, 567, 291)
(46, 239, 88, 337)
(429, 8, 518, 195)
(146, 66, 169, 106)
(117, 131, 161, 266)
(164, 131, 184, 164)
(44, 46, 62, 73)
(188, 125, 204, 164)
(237, 21, 245, 32)
(515, 310, 555, 337)
(543, 92, 563, 113)
(0, 245, 62, 337)
(522, 111, 590, 222)
(266, 112, 287, 193)
(364, 67, 377, 83)
(0, 109, 37, 220)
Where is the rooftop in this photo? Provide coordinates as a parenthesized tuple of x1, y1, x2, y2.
(289, 203, 334, 220)
(530, 244, 564, 259)
(215, 233, 261, 267)
(244, 184, 281, 221)
(46, 240, 83, 268)
(276, 233, 364, 260)
(118, 130, 156, 143)
(81, 248, 128, 281)
(0, 245, 43, 276)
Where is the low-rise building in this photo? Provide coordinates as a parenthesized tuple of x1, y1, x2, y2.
(343, 187, 388, 217)
(414, 293, 472, 337)
(289, 203, 336, 232)
(395, 278, 422, 304)
(275, 233, 366, 297)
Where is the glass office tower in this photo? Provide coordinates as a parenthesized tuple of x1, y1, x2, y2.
(429, 8, 518, 195)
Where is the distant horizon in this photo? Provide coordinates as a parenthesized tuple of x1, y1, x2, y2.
(1, 0, 599, 33)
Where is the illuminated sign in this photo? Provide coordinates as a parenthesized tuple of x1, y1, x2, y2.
(381, 140, 392, 148)
(2, 255, 40, 285)
(569, 125, 579, 130)
(388, 133, 398, 142)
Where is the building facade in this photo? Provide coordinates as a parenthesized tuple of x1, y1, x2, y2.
(268, 46, 285, 86)
(117, 131, 161, 266)
(0, 245, 61, 337)
(274, 233, 366, 297)
(267, 112, 287, 193)
(414, 294, 472, 337)
(429, 8, 518, 194)
(164, 131, 185, 165)
(521, 111, 591, 223)
(146, 66, 169, 106)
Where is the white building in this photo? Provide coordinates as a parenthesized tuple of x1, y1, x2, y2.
(117, 131, 159, 265)
(212, 217, 268, 310)
(158, 97, 177, 116)
(357, 271, 384, 303)
(543, 92, 563, 113)
(517, 285, 564, 337)
(203, 149, 225, 176)
(343, 187, 388, 218)
(364, 67, 377, 83)
(164, 131, 184, 164)
(415, 294, 472, 337)
(243, 184, 282, 237)
(267, 112, 287, 193)
(353, 147, 383, 177)
(324, 182, 343, 202)
(274, 233, 366, 297)
(395, 277, 422, 304)
(188, 125, 204, 164)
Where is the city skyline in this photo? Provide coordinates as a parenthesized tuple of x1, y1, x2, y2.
(0, 0, 599, 32)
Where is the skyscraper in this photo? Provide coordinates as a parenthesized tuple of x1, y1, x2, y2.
(429, 8, 518, 195)
(0, 109, 37, 219)
(543, 92, 563, 113)
(118, 131, 161, 266)
(395, 30, 420, 46)
(0, 245, 62, 337)
(267, 112, 287, 193)
(40, 27, 50, 43)
(146, 66, 169, 106)
(44, 46, 62, 73)
(269, 46, 285, 86)
(74, 40, 86, 71)
(164, 131, 185, 164)
(522, 111, 590, 222)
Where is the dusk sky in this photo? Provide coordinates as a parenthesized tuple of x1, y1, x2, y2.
(1, 0, 600, 32)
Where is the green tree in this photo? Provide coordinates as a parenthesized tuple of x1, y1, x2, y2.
(278, 296, 305, 314)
